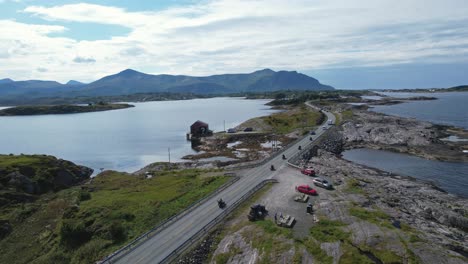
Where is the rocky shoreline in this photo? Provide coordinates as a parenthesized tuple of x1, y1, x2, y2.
(176, 101, 467, 263)
(341, 109, 468, 163)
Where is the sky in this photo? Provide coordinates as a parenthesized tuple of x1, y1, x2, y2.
(1, 0, 468, 89)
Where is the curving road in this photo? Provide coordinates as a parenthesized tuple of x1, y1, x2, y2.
(114, 105, 336, 264)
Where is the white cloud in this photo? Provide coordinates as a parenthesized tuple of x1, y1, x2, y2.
(1, 0, 468, 82)
(73, 56, 96, 63)
(24, 3, 148, 28)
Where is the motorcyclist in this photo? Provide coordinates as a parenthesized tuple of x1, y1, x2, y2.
(298, 145, 302, 150)
(218, 198, 225, 208)
(270, 164, 275, 171)
(282, 154, 286, 160)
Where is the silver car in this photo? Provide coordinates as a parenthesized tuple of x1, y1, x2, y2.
(313, 178, 333, 189)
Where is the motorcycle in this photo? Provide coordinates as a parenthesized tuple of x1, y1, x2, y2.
(217, 198, 226, 209)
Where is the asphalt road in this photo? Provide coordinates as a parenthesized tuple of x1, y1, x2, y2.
(114, 107, 336, 264)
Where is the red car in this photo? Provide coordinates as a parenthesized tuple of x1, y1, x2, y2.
(301, 168, 315, 176)
(296, 185, 317, 195)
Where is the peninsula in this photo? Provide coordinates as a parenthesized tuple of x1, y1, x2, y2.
(0, 103, 134, 116)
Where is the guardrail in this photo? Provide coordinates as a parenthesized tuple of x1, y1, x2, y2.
(227, 104, 329, 171)
(99, 173, 240, 264)
(287, 109, 334, 168)
(160, 178, 279, 264)
(225, 135, 307, 171)
(101, 103, 331, 264)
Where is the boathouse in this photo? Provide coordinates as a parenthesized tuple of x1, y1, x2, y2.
(190, 120, 211, 136)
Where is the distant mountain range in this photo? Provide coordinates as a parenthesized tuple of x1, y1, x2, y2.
(0, 69, 334, 102)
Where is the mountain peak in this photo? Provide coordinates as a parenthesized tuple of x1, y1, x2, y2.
(117, 69, 144, 76)
(254, 68, 275, 74)
(66, 80, 85, 86)
(0, 78, 14, 84)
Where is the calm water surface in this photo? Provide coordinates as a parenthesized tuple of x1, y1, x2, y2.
(343, 148, 468, 198)
(0, 98, 277, 173)
(372, 92, 468, 129)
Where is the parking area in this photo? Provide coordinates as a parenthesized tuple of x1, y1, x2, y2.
(254, 165, 334, 238)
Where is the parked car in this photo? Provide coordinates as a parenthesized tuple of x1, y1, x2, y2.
(300, 168, 315, 176)
(313, 178, 333, 189)
(296, 185, 317, 195)
(244, 127, 253, 132)
(227, 128, 236, 133)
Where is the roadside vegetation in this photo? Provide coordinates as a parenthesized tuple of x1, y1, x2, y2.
(0, 162, 229, 264)
(260, 104, 324, 134)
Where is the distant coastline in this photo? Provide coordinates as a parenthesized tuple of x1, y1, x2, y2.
(377, 85, 468, 93)
(0, 103, 134, 116)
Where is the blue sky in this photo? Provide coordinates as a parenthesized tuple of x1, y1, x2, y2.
(1, 0, 468, 89)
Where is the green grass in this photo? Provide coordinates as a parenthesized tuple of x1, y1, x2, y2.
(0, 169, 229, 264)
(398, 235, 421, 263)
(261, 105, 323, 134)
(254, 219, 293, 238)
(204, 183, 275, 263)
(214, 246, 242, 264)
(339, 242, 374, 264)
(295, 219, 349, 264)
(344, 179, 365, 194)
(246, 220, 293, 263)
(349, 206, 394, 229)
(0, 154, 46, 167)
(0, 154, 91, 197)
(309, 219, 350, 242)
(409, 234, 423, 243)
(207, 183, 295, 264)
(300, 238, 333, 264)
(372, 248, 403, 264)
(341, 110, 353, 122)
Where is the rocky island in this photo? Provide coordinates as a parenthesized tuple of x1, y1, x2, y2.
(0, 102, 134, 116)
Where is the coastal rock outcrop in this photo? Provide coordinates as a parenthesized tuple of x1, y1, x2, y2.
(0, 155, 93, 206)
(310, 150, 467, 261)
(341, 110, 467, 162)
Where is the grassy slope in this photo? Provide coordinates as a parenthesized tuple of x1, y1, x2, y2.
(0, 154, 91, 205)
(260, 105, 324, 134)
(0, 169, 229, 264)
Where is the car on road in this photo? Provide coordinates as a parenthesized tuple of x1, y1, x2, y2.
(322, 126, 327, 130)
(313, 178, 333, 189)
(310, 131, 316, 135)
(296, 185, 317, 195)
(300, 168, 315, 176)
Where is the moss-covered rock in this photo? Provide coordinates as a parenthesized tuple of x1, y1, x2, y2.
(0, 154, 93, 206)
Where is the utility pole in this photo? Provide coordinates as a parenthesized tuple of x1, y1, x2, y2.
(168, 147, 171, 163)
(223, 120, 226, 132)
